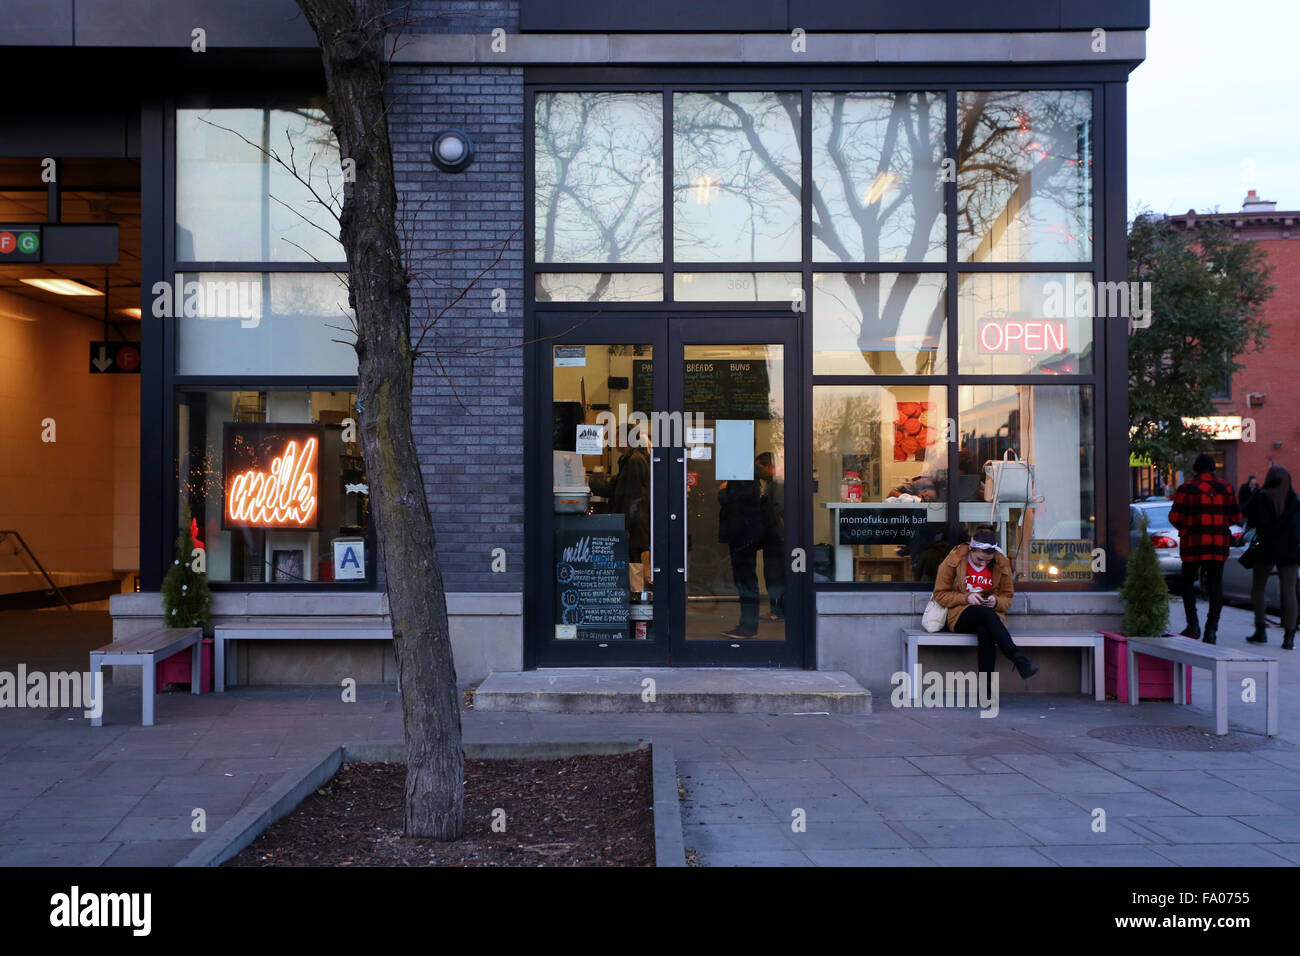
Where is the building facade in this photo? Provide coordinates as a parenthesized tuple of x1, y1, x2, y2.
(1166, 192, 1300, 495)
(0, 1, 1148, 695)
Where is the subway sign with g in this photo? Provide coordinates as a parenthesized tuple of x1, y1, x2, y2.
(0, 225, 42, 262)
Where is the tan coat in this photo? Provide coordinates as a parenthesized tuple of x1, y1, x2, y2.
(931, 543, 1015, 631)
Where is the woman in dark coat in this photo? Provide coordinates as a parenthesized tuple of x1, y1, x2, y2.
(1243, 465, 1300, 648)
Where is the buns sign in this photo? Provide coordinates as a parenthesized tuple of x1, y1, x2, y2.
(222, 424, 322, 530)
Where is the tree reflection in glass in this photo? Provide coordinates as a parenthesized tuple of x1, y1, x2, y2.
(534, 92, 664, 264)
(957, 90, 1093, 263)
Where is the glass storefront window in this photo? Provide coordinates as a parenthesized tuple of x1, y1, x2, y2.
(176, 105, 344, 263)
(173, 272, 356, 376)
(813, 385, 949, 583)
(673, 92, 802, 263)
(957, 273, 1094, 375)
(959, 384, 1095, 581)
(673, 272, 801, 302)
(811, 92, 947, 263)
(535, 273, 664, 302)
(813, 272, 946, 375)
(176, 390, 371, 585)
(957, 90, 1093, 263)
(534, 92, 664, 264)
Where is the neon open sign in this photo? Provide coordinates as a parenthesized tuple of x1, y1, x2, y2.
(978, 320, 1067, 354)
(222, 424, 322, 530)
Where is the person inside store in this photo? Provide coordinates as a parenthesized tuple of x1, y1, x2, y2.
(930, 528, 1039, 681)
(1169, 452, 1241, 644)
(1239, 473, 1261, 511)
(718, 460, 765, 639)
(589, 443, 651, 587)
(1241, 465, 1300, 649)
(756, 452, 785, 621)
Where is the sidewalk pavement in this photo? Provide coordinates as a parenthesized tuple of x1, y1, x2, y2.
(2, 598, 1299, 866)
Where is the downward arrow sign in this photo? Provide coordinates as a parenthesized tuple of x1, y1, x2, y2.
(92, 345, 113, 372)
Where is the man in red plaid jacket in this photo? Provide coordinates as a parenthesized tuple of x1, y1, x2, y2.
(1168, 453, 1242, 643)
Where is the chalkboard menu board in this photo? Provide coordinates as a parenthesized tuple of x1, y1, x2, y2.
(837, 506, 929, 545)
(685, 360, 771, 420)
(632, 359, 653, 416)
(554, 514, 630, 641)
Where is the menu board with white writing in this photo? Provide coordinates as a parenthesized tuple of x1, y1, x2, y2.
(554, 514, 630, 641)
(684, 360, 771, 420)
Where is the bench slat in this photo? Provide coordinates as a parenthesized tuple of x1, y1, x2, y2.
(92, 627, 203, 656)
(1126, 635, 1277, 663)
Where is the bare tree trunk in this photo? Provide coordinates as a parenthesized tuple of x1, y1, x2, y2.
(296, 0, 464, 839)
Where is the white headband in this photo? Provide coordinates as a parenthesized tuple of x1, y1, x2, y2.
(970, 540, 1006, 555)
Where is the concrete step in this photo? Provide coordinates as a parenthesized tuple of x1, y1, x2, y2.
(473, 668, 872, 715)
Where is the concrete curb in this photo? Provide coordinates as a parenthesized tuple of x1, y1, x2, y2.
(176, 744, 344, 868)
(177, 738, 681, 867)
(652, 742, 686, 867)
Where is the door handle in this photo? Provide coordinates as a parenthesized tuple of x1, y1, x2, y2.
(677, 455, 687, 582)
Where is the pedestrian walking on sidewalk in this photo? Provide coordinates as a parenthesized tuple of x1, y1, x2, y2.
(1169, 453, 1241, 644)
(1242, 465, 1300, 649)
(931, 529, 1038, 681)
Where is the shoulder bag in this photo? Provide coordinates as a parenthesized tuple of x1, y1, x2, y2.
(922, 598, 947, 632)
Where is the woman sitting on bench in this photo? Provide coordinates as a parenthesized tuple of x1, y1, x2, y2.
(931, 529, 1039, 680)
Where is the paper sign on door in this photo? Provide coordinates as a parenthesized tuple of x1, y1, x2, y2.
(715, 420, 755, 480)
(575, 424, 605, 454)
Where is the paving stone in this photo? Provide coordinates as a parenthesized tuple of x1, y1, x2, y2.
(840, 774, 955, 798)
(103, 839, 203, 867)
(1149, 844, 1294, 867)
(0, 842, 121, 866)
(1258, 843, 1300, 863)
(932, 773, 1049, 797)
(1063, 792, 1195, 817)
(11, 795, 144, 819)
(1251, 789, 1300, 812)
(904, 755, 1012, 775)
(806, 848, 936, 867)
(921, 846, 1057, 866)
(890, 818, 1039, 848)
(1161, 790, 1294, 816)
(682, 799, 782, 825)
(866, 795, 989, 821)
(1115, 770, 1245, 793)
(1015, 768, 1146, 793)
(1207, 769, 1300, 790)
(676, 760, 743, 781)
(967, 793, 1082, 819)
(730, 759, 833, 780)
(105, 815, 216, 843)
(1015, 816, 1151, 845)
(788, 819, 912, 850)
(0, 815, 120, 844)
(762, 796, 881, 822)
(745, 777, 859, 801)
(699, 849, 812, 867)
(1129, 816, 1280, 844)
(1226, 816, 1300, 842)
(1256, 749, 1300, 769)
(816, 757, 922, 777)
(685, 822, 797, 854)
(1035, 844, 1178, 866)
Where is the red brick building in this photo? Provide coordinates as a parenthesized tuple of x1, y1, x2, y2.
(1164, 191, 1300, 495)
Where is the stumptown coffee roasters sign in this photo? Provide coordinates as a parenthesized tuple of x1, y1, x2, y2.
(222, 424, 321, 530)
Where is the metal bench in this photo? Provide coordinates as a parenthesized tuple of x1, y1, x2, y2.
(1126, 635, 1278, 736)
(213, 624, 393, 692)
(901, 628, 1105, 704)
(89, 626, 204, 726)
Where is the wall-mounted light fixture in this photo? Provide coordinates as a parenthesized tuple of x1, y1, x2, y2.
(431, 129, 474, 173)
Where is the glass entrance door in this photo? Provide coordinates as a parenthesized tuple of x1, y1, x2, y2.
(532, 317, 801, 667)
(668, 320, 801, 666)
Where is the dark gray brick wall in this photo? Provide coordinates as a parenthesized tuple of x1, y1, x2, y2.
(388, 61, 525, 593)
(401, 1, 520, 33)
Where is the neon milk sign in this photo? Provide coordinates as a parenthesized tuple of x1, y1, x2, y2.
(222, 425, 321, 529)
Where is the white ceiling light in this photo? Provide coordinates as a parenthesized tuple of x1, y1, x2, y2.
(20, 277, 103, 296)
(431, 129, 474, 173)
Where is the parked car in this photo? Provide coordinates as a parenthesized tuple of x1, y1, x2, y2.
(1221, 528, 1300, 612)
(1130, 500, 1181, 583)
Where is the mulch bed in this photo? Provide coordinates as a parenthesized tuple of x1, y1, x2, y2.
(225, 751, 655, 867)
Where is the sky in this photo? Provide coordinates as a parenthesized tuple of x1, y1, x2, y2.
(1127, 0, 1300, 218)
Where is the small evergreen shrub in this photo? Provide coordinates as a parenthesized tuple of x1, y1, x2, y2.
(1119, 515, 1170, 637)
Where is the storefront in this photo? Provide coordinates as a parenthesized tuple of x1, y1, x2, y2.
(2, 1, 1148, 694)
